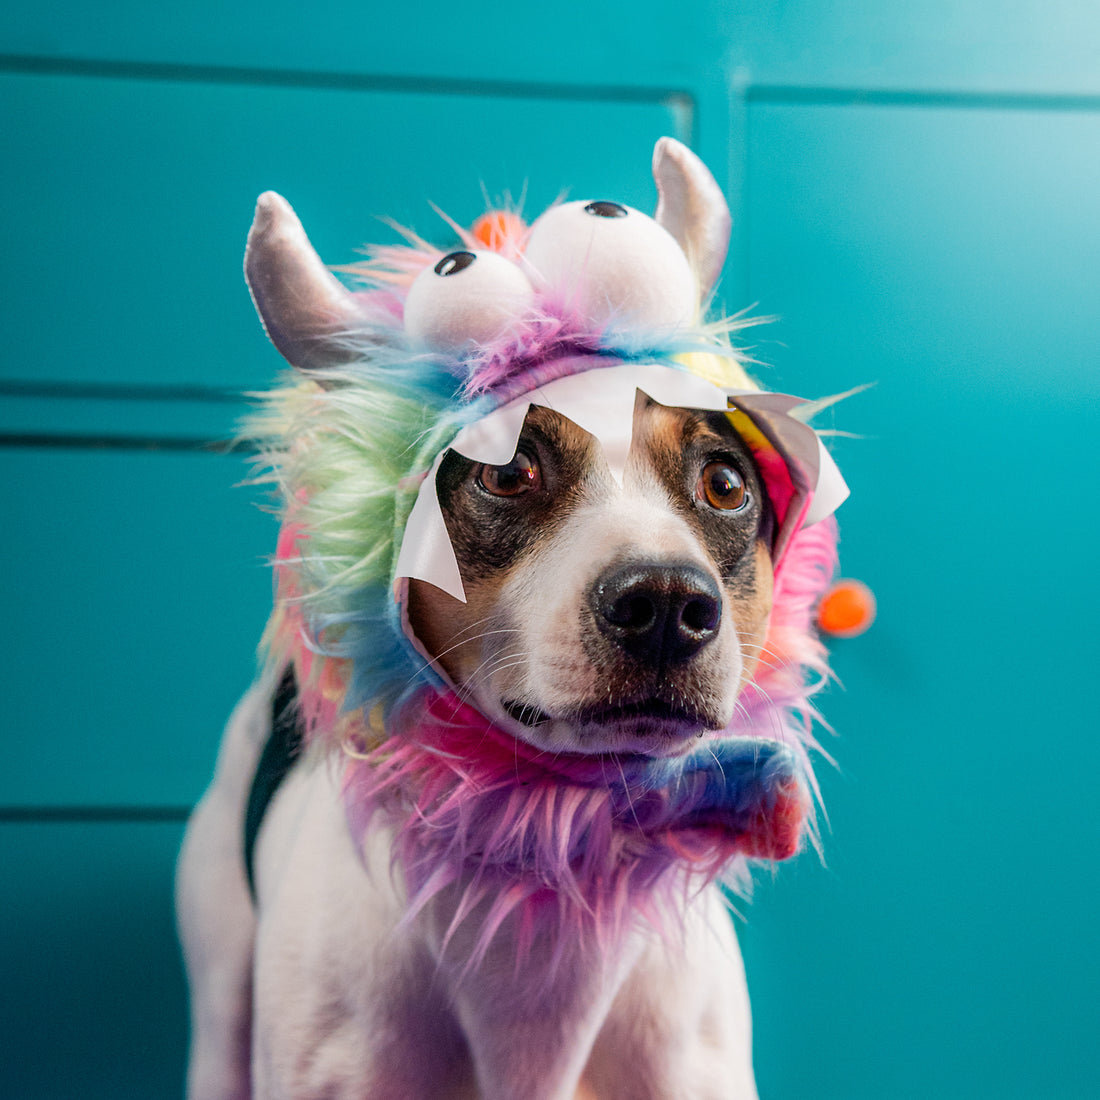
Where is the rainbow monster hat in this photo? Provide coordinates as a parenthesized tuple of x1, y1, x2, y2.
(246, 138, 847, 733)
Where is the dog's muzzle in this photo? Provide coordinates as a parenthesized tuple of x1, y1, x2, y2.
(589, 562, 721, 667)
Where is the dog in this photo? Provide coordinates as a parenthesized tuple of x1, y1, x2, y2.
(177, 137, 847, 1099)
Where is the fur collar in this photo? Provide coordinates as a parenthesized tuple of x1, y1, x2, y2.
(339, 603, 822, 969)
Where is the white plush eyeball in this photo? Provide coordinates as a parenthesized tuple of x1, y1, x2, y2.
(403, 249, 535, 353)
(523, 200, 697, 329)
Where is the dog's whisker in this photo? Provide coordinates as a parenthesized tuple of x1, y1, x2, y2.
(465, 652, 529, 686)
(403, 626, 525, 687)
(448, 617, 524, 644)
(424, 627, 523, 666)
(704, 741, 725, 777)
(740, 640, 789, 678)
(613, 754, 644, 830)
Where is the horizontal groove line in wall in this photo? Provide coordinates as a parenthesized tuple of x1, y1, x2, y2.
(0, 52, 694, 109)
(0, 379, 248, 404)
(745, 84, 1100, 113)
(0, 805, 192, 823)
(0, 432, 242, 452)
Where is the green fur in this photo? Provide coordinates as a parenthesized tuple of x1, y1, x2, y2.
(247, 369, 461, 653)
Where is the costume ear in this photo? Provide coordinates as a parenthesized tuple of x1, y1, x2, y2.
(244, 191, 372, 372)
(652, 137, 732, 302)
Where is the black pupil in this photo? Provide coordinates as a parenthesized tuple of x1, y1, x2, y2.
(711, 466, 741, 499)
(435, 250, 477, 276)
(495, 457, 535, 492)
(584, 200, 627, 218)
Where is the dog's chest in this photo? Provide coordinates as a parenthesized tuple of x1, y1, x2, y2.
(251, 749, 757, 1099)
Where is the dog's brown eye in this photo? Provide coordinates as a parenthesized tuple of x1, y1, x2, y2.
(478, 450, 541, 497)
(697, 461, 746, 511)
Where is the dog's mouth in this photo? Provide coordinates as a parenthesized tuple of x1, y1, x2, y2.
(573, 698, 711, 730)
(502, 696, 716, 745)
(503, 700, 552, 727)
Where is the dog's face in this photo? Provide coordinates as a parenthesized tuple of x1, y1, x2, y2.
(407, 394, 775, 758)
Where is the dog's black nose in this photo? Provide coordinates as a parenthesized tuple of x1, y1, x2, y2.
(590, 563, 722, 665)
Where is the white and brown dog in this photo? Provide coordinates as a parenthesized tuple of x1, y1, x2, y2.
(177, 138, 846, 1099)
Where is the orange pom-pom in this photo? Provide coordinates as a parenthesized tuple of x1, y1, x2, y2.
(817, 579, 876, 638)
(471, 210, 526, 254)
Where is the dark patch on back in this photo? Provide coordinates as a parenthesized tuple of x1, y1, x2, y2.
(243, 665, 302, 902)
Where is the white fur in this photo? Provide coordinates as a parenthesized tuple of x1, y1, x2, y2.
(187, 136, 780, 1097)
(178, 683, 759, 1098)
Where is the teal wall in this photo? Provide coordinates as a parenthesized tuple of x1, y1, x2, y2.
(2, 4, 1098, 1096)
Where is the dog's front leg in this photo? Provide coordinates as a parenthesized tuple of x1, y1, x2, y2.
(451, 960, 628, 1100)
(434, 900, 639, 1100)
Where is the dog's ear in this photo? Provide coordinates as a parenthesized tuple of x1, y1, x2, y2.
(652, 137, 732, 302)
(244, 191, 376, 373)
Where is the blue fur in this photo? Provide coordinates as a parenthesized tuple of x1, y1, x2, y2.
(610, 739, 801, 834)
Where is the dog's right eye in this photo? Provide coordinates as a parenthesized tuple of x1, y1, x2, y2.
(477, 450, 542, 497)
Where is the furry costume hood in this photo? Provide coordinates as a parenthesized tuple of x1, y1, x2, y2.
(243, 138, 846, 951)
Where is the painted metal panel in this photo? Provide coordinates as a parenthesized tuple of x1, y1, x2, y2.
(0, 821, 188, 1098)
(728, 1, 1100, 96)
(5, 2, 1100, 96)
(2, 2, 709, 88)
(0, 389, 242, 443)
(2, 445, 273, 806)
(740, 97, 1100, 1100)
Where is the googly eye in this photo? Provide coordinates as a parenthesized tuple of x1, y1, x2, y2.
(584, 201, 627, 218)
(404, 249, 535, 353)
(523, 200, 697, 329)
(434, 250, 477, 276)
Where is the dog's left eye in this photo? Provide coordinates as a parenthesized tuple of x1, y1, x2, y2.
(696, 461, 747, 511)
(477, 450, 542, 497)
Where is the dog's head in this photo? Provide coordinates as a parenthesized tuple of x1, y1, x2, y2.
(244, 138, 845, 762)
(407, 396, 774, 757)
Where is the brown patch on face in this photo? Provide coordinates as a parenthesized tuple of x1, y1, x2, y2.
(404, 579, 485, 687)
(728, 538, 774, 688)
(432, 406, 600, 582)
